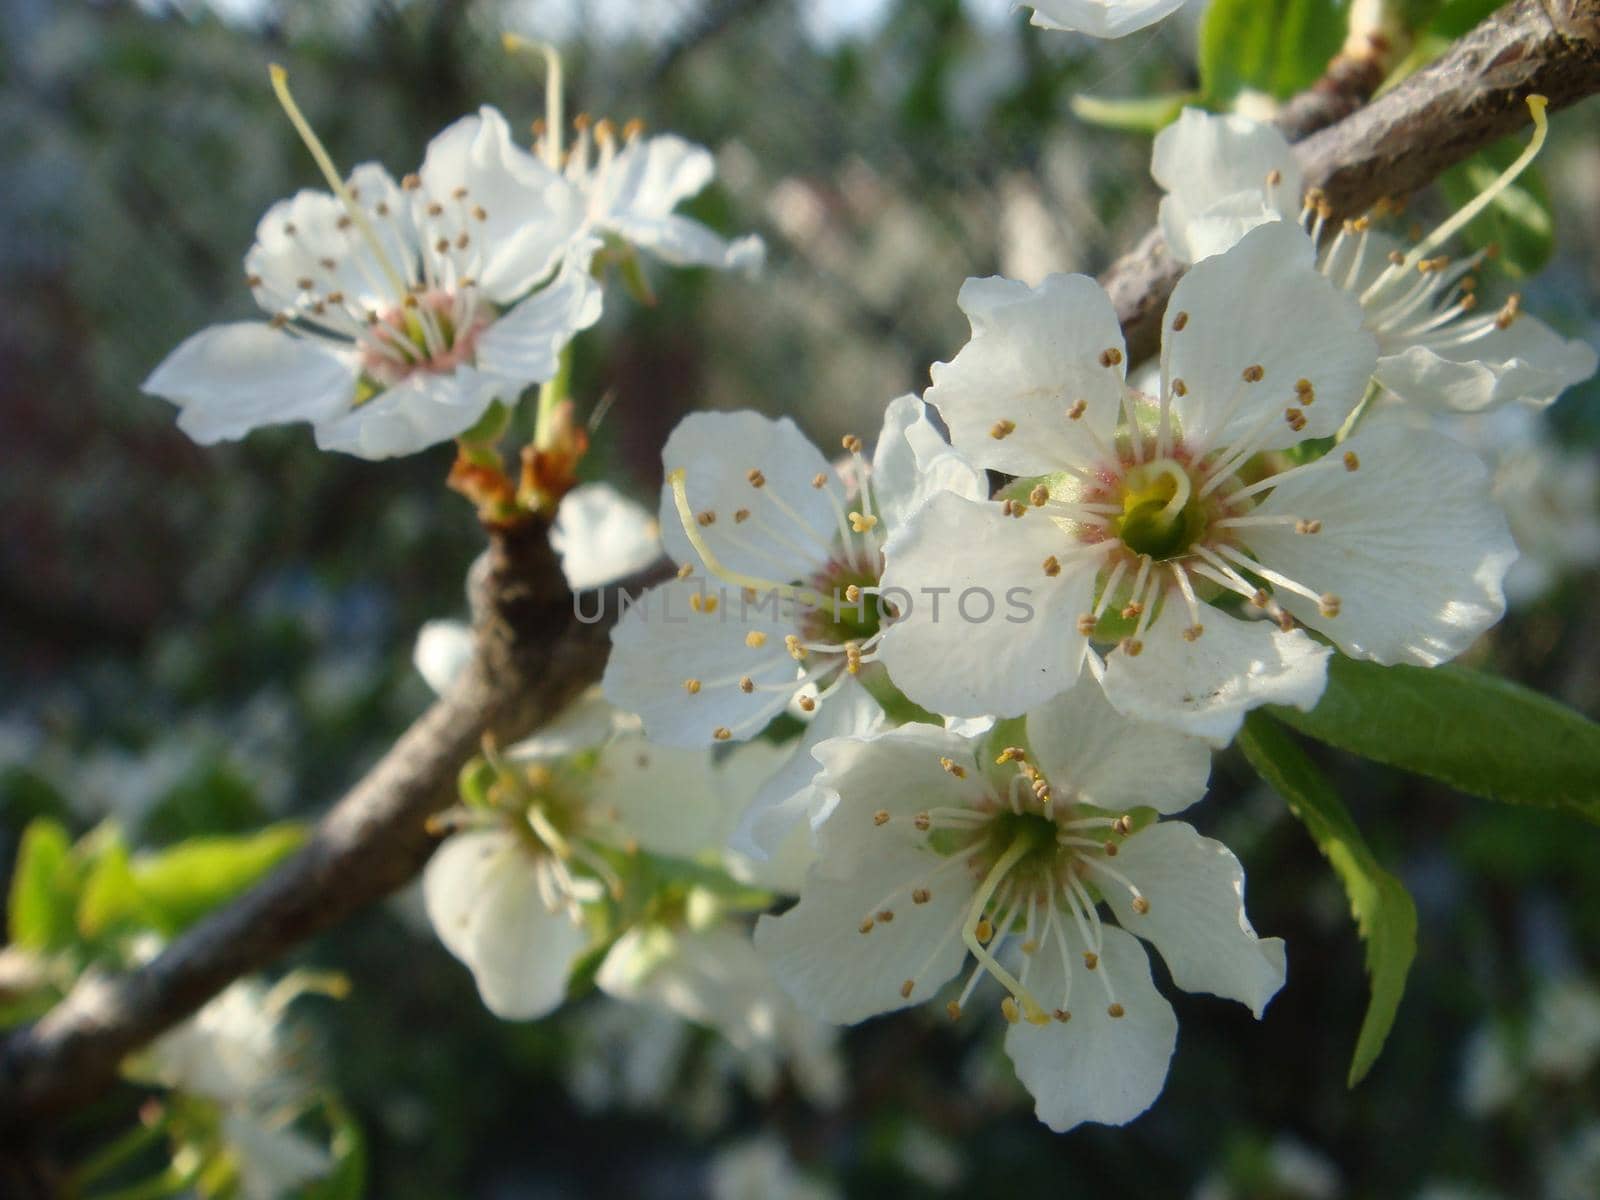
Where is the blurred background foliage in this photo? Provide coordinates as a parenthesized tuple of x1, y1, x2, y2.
(2, 0, 1598, 1196)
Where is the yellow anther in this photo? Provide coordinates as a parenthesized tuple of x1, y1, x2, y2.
(1043, 556, 1061, 578)
(859, 917, 875, 934)
(900, 979, 915, 999)
(689, 592, 718, 614)
(849, 511, 879, 533)
(1243, 364, 1265, 383)
(873, 809, 891, 826)
(798, 694, 817, 713)
(946, 1001, 962, 1021)
(747, 468, 766, 488)
(1099, 347, 1124, 368)
(841, 434, 864, 453)
(739, 676, 755, 693)
(1029, 484, 1050, 507)
(713, 726, 732, 741)
(1172, 311, 1189, 332)
(1319, 593, 1342, 618)
(1066, 399, 1088, 420)
(975, 918, 994, 943)
(1108, 1003, 1126, 1019)
(1083, 952, 1099, 970)
(990, 419, 1016, 440)
(1132, 896, 1151, 915)
(912, 888, 931, 904)
(995, 746, 1027, 765)
(1183, 624, 1204, 642)
(745, 630, 767, 648)
(1000, 997, 1021, 1024)
(811, 473, 828, 489)
(939, 756, 966, 779)
(1343, 451, 1361, 472)
(683, 679, 702, 694)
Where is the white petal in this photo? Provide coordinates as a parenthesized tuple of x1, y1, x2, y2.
(1026, 678, 1212, 816)
(1100, 608, 1330, 745)
(474, 262, 603, 387)
(422, 830, 586, 1019)
(590, 732, 726, 860)
(729, 680, 886, 870)
(927, 274, 1125, 476)
(1004, 923, 1177, 1132)
(1165, 222, 1377, 453)
(143, 323, 355, 444)
(877, 492, 1095, 718)
(420, 106, 586, 303)
(222, 1112, 334, 1200)
(1105, 821, 1286, 1016)
(755, 836, 977, 1024)
(591, 133, 714, 217)
(1248, 413, 1516, 665)
(602, 577, 802, 748)
(311, 367, 497, 459)
(1021, 0, 1189, 37)
(657, 411, 843, 581)
(550, 482, 663, 590)
(413, 619, 473, 695)
(507, 687, 623, 761)
(1376, 316, 1599, 412)
(1152, 108, 1299, 263)
(870, 394, 987, 531)
(612, 214, 766, 274)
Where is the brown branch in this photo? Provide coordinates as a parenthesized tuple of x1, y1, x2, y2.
(1108, 0, 1600, 365)
(4, 0, 1600, 1149)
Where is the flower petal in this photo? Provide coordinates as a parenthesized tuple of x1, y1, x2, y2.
(1105, 821, 1286, 1016)
(927, 274, 1125, 476)
(1376, 315, 1599, 412)
(423, 831, 587, 1020)
(550, 482, 662, 591)
(1004, 923, 1177, 1132)
(657, 411, 843, 581)
(222, 1112, 334, 1200)
(413, 619, 473, 696)
(1152, 108, 1299, 263)
(143, 323, 355, 444)
(1100, 608, 1331, 745)
(1165, 221, 1377, 453)
(1026, 678, 1212, 816)
(474, 260, 603, 387)
(507, 688, 623, 761)
(590, 732, 725, 860)
(1021, 0, 1189, 37)
(877, 492, 1096, 718)
(312, 367, 498, 459)
(602, 577, 802, 747)
(420, 106, 586, 303)
(870, 394, 987, 531)
(1247, 412, 1516, 665)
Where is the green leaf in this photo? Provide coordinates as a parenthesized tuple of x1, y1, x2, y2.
(7, 819, 81, 950)
(1198, 0, 1350, 106)
(130, 824, 307, 934)
(1427, 0, 1504, 37)
(78, 840, 155, 940)
(1437, 139, 1553, 277)
(1070, 91, 1196, 134)
(1270, 658, 1600, 820)
(1239, 714, 1417, 1085)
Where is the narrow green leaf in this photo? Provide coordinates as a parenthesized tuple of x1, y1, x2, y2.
(7, 819, 80, 950)
(1070, 91, 1196, 134)
(78, 841, 155, 939)
(130, 824, 307, 934)
(1239, 714, 1417, 1085)
(1270, 658, 1600, 820)
(1198, 0, 1350, 106)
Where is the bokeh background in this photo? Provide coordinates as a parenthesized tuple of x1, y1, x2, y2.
(3, 1, 1599, 1196)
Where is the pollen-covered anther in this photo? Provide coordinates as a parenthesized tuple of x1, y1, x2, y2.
(1319, 593, 1342, 618)
(912, 888, 931, 904)
(1107, 1003, 1126, 1019)
(1344, 451, 1361, 472)
(845, 642, 863, 675)
(849, 511, 879, 533)
(975, 918, 994, 943)
(746, 468, 766, 488)
(1132, 896, 1151, 915)
(859, 917, 875, 934)
(1120, 599, 1144, 620)
(1066, 399, 1088, 420)
(811, 473, 828, 489)
(1001, 499, 1027, 518)
(876, 909, 895, 923)
(1102, 840, 1119, 857)
(1111, 815, 1132, 836)
(1099, 347, 1124, 368)
(1277, 610, 1297, 632)
(1495, 293, 1523, 330)
(1243, 364, 1266, 383)
(713, 726, 732, 741)
(1043, 556, 1062, 577)
(738, 676, 754, 694)
(1295, 519, 1322, 534)
(1387, 249, 1405, 265)
(1172, 378, 1188, 396)
(1295, 377, 1315, 403)
(995, 746, 1027, 765)
(873, 809, 891, 826)
(677, 563, 695, 580)
(683, 678, 702, 694)
(939, 757, 966, 779)
(695, 510, 716, 527)
(844, 584, 862, 602)
(1001, 997, 1021, 1024)
(1285, 407, 1307, 432)
(689, 592, 717, 614)
(1076, 613, 1098, 636)
(1172, 310, 1190, 331)
(946, 1001, 962, 1021)
(990, 419, 1016, 440)
(785, 634, 806, 661)
(472, 205, 487, 221)
(914, 812, 931, 831)
(1083, 952, 1099, 970)
(745, 630, 767, 648)
(1183, 624, 1204, 642)
(1053, 1008, 1072, 1023)
(1120, 637, 1144, 657)
(734, 508, 750, 523)
(797, 694, 817, 713)
(900, 979, 915, 999)
(841, 434, 864, 453)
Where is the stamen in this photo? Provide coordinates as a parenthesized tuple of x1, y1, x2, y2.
(962, 831, 1049, 1024)
(502, 34, 565, 169)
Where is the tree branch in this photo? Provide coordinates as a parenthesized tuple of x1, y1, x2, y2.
(4, 0, 1600, 1147)
(1107, 0, 1600, 365)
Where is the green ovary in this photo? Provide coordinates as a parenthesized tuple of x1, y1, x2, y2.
(1112, 459, 1208, 561)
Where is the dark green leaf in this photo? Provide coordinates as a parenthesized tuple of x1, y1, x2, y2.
(1199, 0, 1350, 106)
(130, 824, 307, 934)
(1270, 658, 1600, 820)
(7, 819, 80, 950)
(1239, 714, 1417, 1085)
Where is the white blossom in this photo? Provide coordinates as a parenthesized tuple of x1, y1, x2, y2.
(756, 682, 1283, 1132)
(550, 481, 663, 590)
(1018, 0, 1189, 38)
(1152, 105, 1598, 413)
(602, 395, 984, 748)
(878, 221, 1516, 742)
(145, 105, 601, 459)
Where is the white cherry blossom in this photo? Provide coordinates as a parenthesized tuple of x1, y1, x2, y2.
(550, 482, 663, 590)
(1019, 0, 1189, 38)
(146, 98, 601, 459)
(602, 395, 984, 749)
(1153, 104, 1597, 413)
(755, 681, 1283, 1132)
(878, 220, 1517, 742)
